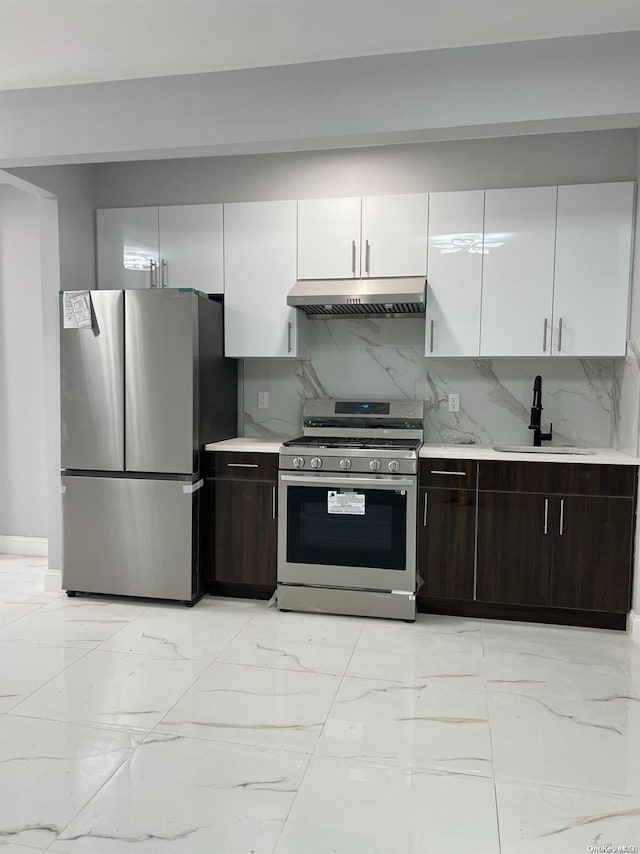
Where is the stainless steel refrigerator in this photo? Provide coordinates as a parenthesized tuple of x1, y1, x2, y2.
(60, 289, 237, 604)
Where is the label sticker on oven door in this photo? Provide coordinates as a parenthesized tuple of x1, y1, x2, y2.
(327, 491, 365, 515)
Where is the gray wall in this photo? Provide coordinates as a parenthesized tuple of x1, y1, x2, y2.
(7, 165, 97, 291)
(0, 184, 47, 537)
(92, 129, 639, 207)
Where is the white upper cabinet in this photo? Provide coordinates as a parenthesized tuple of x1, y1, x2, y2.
(158, 204, 223, 293)
(552, 182, 634, 357)
(97, 204, 224, 293)
(426, 190, 484, 357)
(480, 186, 557, 357)
(224, 200, 305, 358)
(97, 207, 159, 290)
(361, 194, 428, 277)
(297, 197, 362, 279)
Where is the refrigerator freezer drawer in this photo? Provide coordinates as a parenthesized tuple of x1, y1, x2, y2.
(62, 476, 198, 602)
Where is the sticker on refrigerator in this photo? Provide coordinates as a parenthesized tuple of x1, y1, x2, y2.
(63, 291, 93, 329)
(327, 490, 365, 515)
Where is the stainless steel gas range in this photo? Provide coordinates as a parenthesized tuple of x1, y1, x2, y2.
(277, 399, 424, 621)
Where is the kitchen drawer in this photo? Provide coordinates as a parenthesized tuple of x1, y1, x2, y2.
(214, 451, 278, 481)
(478, 461, 637, 498)
(420, 458, 478, 490)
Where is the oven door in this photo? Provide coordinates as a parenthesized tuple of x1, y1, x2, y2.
(278, 471, 416, 593)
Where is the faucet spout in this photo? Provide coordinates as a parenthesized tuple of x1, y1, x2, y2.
(528, 375, 552, 447)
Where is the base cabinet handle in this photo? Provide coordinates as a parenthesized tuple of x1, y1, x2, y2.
(423, 492, 428, 526)
(272, 485, 277, 519)
(559, 499, 564, 536)
(543, 497, 548, 535)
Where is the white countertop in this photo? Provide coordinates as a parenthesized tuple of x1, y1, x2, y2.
(419, 445, 640, 465)
(205, 437, 285, 454)
(205, 438, 639, 464)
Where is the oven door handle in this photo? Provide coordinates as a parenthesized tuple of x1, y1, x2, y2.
(279, 474, 415, 490)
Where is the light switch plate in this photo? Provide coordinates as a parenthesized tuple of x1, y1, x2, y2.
(258, 391, 269, 409)
(448, 393, 460, 413)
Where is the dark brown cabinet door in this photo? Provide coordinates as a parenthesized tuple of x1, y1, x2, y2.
(476, 492, 552, 606)
(418, 488, 476, 601)
(551, 495, 634, 613)
(214, 478, 278, 589)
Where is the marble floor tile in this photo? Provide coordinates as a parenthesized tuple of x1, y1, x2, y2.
(49, 736, 308, 854)
(11, 649, 207, 732)
(157, 661, 340, 752)
(0, 715, 139, 850)
(216, 610, 363, 675)
(275, 755, 501, 854)
(98, 606, 252, 661)
(489, 690, 640, 795)
(483, 636, 638, 700)
(0, 602, 46, 629)
(317, 675, 493, 776)
(0, 598, 147, 649)
(0, 640, 89, 713)
(0, 844, 46, 852)
(496, 780, 640, 854)
(346, 621, 486, 688)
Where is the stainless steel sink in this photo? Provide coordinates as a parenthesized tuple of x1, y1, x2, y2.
(492, 445, 595, 455)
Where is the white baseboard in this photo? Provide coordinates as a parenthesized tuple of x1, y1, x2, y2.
(0, 535, 48, 557)
(44, 570, 62, 594)
(627, 611, 640, 643)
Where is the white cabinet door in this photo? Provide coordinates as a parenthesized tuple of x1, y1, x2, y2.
(361, 194, 428, 277)
(480, 186, 557, 357)
(97, 207, 159, 289)
(224, 200, 304, 358)
(426, 191, 484, 357)
(553, 182, 634, 357)
(158, 204, 223, 293)
(297, 197, 361, 279)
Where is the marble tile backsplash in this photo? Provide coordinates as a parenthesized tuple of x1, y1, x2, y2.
(243, 317, 617, 448)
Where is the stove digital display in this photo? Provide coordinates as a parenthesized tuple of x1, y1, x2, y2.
(335, 402, 390, 415)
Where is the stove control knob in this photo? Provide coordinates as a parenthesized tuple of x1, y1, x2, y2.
(310, 457, 323, 469)
(339, 458, 352, 470)
(292, 457, 305, 469)
(388, 460, 400, 473)
(369, 459, 381, 472)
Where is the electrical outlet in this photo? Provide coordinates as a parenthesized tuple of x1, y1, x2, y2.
(448, 393, 460, 413)
(258, 391, 269, 409)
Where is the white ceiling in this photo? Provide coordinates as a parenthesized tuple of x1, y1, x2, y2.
(0, 0, 638, 91)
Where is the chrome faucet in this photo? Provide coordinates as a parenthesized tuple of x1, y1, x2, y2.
(529, 375, 553, 447)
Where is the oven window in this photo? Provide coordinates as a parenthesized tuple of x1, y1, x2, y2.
(286, 485, 407, 570)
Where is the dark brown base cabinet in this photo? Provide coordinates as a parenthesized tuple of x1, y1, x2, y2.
(418, 487, 476, 600)
(206, 451, 278, 598)
(418, 458, 637, 627)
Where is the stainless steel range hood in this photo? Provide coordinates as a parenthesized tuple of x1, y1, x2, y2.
(287, 278, 426, 318)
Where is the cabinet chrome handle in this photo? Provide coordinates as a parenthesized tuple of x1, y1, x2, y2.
(543, 318, 548, 352)
(430, 470, 466, 476)
(543, 498, 548, 535)
(161, 259, 167, 288)
(226, 463, 259, 468)
(423, 491, 428, 526)
(149, 260, 156, 288)
(272, 485, 277, 519)
(430, 320, 434, 354)
(351, 240, 356, 275)
(287, 322, 293, 353)
(559, 499, 564, 536)
(558, 318, 563, 352)
(365, 239, 370, 275)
